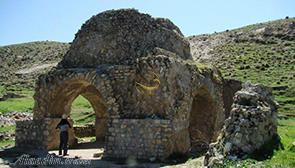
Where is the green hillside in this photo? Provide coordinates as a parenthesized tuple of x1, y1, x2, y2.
(188, 17, 295, 116)
(188, 17, 295, 167)
(0, 41, 69, 89)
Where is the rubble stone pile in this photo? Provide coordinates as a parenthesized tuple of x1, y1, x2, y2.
(0, 112, 32, 125)
(205, 83, 278, 166)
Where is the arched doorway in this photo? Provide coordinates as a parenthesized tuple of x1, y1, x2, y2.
(189, 87, 218, 154)
(70, 94, 107, 146)
(46, 80, 108, 151)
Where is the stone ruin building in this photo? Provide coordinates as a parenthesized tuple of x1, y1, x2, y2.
(15, 9, 278, 162)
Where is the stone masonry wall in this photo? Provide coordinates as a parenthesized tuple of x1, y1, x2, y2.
(16, 118, 76, 150)
(74, 124, 95, 138)
(59, 9, 191, 68)
(15, 120, 48, 150)
(170, 119, 191, 154)
(105, 119, 179, 160)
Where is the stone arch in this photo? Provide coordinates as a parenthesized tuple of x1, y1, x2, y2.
(47, 80, 107, 118)
(33, 70, 119, 119)
(189, 85, 223, 153)
(32, 70, 119, 149)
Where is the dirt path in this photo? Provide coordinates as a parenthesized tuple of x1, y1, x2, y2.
(48, 148, 164, 168)
(49, 148, 104, 160)
(15, 62, 58, 74)
(48, 148, 204, 168)
(1, 146, 204, 168)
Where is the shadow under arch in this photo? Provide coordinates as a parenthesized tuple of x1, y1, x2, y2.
(189, 87, 219, 154)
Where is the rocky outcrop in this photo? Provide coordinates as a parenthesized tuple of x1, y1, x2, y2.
(204, 83, 278, 166)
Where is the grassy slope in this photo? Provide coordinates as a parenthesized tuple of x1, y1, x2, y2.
(71, 95, 96, 126)
(0, 41, 69, 88)
(189, 18, 295, 167)
(0, 41, 79, 148)
(0, 90, 34, 113)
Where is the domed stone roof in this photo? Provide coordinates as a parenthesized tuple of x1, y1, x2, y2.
(58, 9, 191, 68)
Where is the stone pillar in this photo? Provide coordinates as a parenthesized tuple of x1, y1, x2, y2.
(95, 118, 108, 142)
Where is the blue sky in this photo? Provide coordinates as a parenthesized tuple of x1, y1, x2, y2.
(0, 0, 294, 46)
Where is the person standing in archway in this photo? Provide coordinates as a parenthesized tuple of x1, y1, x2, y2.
(56, 114, 72, 156)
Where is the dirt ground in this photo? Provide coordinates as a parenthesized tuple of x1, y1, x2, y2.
(0, 142, 204, 168)
(49, 148, 104, 160)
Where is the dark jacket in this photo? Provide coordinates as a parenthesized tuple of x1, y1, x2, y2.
(56, 119, 72, 129)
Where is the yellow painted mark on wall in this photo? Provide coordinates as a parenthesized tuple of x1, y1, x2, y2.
(136, 72, 160, 95)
